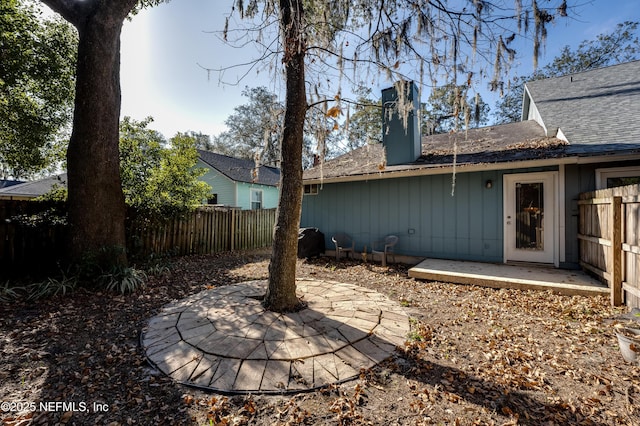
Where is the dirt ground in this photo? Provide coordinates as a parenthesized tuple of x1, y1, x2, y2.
(1, 249, 639, 425)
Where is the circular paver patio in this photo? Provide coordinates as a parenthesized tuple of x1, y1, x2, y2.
(141, 279, 409, 394)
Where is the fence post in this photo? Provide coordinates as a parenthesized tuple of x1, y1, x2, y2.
(230, 208, 236, 251)
(610, 196, 623, 306)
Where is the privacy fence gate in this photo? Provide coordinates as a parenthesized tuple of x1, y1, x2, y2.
(578, 184, 640, 308)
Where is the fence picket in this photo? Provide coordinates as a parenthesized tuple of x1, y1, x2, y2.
(579, 184, 640, 308)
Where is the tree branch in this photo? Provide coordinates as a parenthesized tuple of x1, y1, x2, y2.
(40, 0, 90, 26)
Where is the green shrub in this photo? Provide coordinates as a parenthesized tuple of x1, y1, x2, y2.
(0, 280, 25, 302)
(99, 266, 147, 295)
(26, 274, 77, 300)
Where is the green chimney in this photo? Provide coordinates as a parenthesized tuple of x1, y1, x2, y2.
(382, 81, 421, 166)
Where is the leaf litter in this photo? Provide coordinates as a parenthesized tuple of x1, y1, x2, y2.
(1, 249, 638, 425)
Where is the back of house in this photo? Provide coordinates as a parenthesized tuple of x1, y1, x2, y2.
(301, 62, 640, 268)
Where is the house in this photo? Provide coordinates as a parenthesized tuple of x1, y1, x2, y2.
(197, 150, 280, 210)
(0, 174, 67, 200)
(301, 61, 640, 268)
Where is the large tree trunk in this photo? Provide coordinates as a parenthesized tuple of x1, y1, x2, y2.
(42, 0, 138, 270)
(263, 0, 306, 312)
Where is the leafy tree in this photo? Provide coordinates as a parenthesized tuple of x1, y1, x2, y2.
(212, 85, 323, 168)
(186, 131, 214, 152)
(119, 117, 164, 208)
(0, 0, 76, 179)
(147, 132, 211, 214)
(422, 84, 490, 135)
(212, 86, 284, 167)
(219, 0, 570, 312)
(344, 88, 382, 150)
(119, 117, 210, 216)
(41, 0, 166, 271)
(494, 21, 640, 123)
(45, 117, 211, 215)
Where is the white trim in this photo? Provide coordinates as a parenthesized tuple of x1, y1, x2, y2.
(522, 87, 548, 135)
(250, 188, 263, 210)
(558, 164, 566, 263)
(595, 165, 640, 189)
(556, 128, 569, 143)
(503, 172, 559, 266)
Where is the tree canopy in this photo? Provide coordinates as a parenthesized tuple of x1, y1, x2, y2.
(0, 0, 77, 179)
(422, 84, 490, 135)
(120, 117, 211, 217)
(212, 86, 284, 167)
(341, 88, 382, 152)
(41, 117, 211, 217)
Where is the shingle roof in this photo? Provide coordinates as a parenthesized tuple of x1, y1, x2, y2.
(0, 180, 24, 189)
(305, 62, 640, 183)
(304, 121, 566, 181)
(525, 60, 640, 152)
(198, 150, 280, 187)
(0, 174, 67, 198)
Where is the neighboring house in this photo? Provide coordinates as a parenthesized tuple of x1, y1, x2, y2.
(0, 151, 282, 209)
(301, 61, 640, 268)
(197, 150, 280, 210)
(0, 174, 67, 200)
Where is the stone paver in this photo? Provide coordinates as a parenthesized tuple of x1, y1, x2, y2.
(141, 279, 409, 394)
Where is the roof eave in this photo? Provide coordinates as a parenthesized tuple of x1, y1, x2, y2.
(303, 151, 640, 184)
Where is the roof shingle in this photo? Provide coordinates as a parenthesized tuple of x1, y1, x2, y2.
(304, 121, 566, 181)
(525, 60, 640, 150)
(305, 62, 640, 182)
(0, 174, 67, 197)
(198, 150, 280, 187)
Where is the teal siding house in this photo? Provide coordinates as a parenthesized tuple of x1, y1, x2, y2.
(197, 150, 280, 210)
(302, 61, 640, 268)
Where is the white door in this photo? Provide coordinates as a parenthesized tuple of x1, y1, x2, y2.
(504, 172, 558, 265)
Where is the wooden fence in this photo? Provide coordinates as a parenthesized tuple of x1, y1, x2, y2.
(578, 184, 640, 308)
(0, 200, 276, 274)
(127, 206, 276, 257)
(0, 200, 68, 274)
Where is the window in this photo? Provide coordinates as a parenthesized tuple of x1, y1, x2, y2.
(207, 194, 218, 205)
(304, 184, 319, 195)
(250, 189, 262, 210)
(596, 166, 640, 189)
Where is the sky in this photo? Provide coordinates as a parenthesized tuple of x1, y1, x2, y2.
(111, 1, 640, 139)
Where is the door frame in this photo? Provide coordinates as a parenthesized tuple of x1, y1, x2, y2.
(503, 171, 559, 266)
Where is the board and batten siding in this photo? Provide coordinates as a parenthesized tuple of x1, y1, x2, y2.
(301, 170, 505, 262)
(563, 160, 640, 266)
(301, 166, 568, 262)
